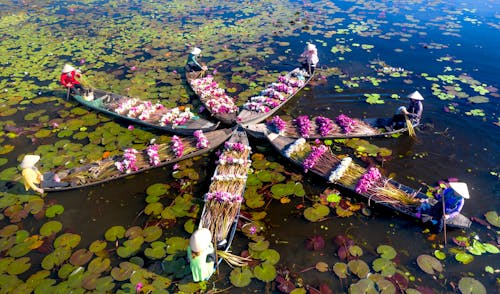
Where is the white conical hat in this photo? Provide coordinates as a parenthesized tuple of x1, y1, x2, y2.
(190, 228, 212, 252)
(191, 47, 201, 55)
(449, 182, 470, 199)
(20, 154, 40, 169)
(307, 43, 316, 50)
(407, 91, 424, 100)
(62, 64, 75, 73)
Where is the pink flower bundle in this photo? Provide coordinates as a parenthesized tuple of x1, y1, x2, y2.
(294, 115, 312, 138)
(355, 167, 382, 193)
(268, 115, 286, 134)
(271, 83, 294, 94)
(336, 114, 357, 133)
(171, 135, 184, 157)
(205, 191, 243, 203)
(194, 130, 209, 149)
(261, 88, 285, 101)
(224, 141, 250, 152)
(115, 148, 139, 173)
(303, 145, 328, 173)
(146, 144, 160, 166)
(315, 116, 334, 136)
(190, 75, 238, 114)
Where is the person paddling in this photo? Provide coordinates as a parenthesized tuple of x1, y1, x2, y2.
(418, 182, 469, 232)
(300, 43, 319, 75)
(20, 155, 44, 195)
(392, 91, 424, 129)
(187, 228, 215, 282)
(60, 64, 86, 96)
(185, 47, 208, 73)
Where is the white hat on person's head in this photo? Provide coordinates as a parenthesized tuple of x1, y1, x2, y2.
(189, 228, 212, 252)
(449, 182, 470, 199)
(307, 43, 316, 51)
(407, 91, 424, 100)
(191, 47, 202, 55)
(62, 64, 75, 73)
(20, 154, 40, 169)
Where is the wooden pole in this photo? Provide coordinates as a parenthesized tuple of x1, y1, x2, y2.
(66, 87, 70, 100)
(441, 193, 447, 246)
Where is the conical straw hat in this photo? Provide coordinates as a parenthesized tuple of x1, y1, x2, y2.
(20, 154, 40, 169)
(407, 91, 424, 100)
(190, 228, 212, 252)
(62, 64, 75, 73)
(190, 47, 201, 55)
(449, 182, 470, 199)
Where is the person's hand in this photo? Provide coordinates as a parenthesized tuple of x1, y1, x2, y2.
(444, 214, 450, 220)
(202, 65, 208, 71)
(36, 187, 44, 194)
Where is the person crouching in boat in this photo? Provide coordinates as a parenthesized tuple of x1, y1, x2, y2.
(391, 91, 424, 129)
(185, 47, 208, 73)
(187, 228, 216, 282)
(20, 155, 44, 195)
(60, 64, 86, 96)
(417, 182, 469, 232)
(300, 43, 319, 76)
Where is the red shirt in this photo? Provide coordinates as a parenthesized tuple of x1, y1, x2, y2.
(60, 71, 81, 88)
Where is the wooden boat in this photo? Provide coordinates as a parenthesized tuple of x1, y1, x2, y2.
(245, 115, 419, 140)
(71, 89, 219, 135)
(266, 133, 472, 229)
(236, 67, 314, 126)
(198, 127, 251, 255)
(186, 71, 238, 125)
(43, 128, 233, 191)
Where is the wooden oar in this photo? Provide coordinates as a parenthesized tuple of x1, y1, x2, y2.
(65, 87, 71, 100)
(442, 195, 447, 246)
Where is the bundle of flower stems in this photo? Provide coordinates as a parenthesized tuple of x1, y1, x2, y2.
(216, 250, 252, 267)
(404, 114, 416, 138)
(58, 137, 200, 184)
(359, 177, 420, 209)
(199, 142, 251, 244)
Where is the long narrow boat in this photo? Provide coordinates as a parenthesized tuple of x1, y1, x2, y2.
(186, 71, 239, 125)
(245, 115, 419, 140)
(266, 133, 471, 229)
(43, 128, 233, 191)
(236, 68, 314, 126)
(198, 127, 251, 261)
(71, 89, 219, 135)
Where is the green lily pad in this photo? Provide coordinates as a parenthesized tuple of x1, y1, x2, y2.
(484, 211, 500, 227)
(303, 204, 330, 222)
(143, 226, 163, 242)
(253, 263, 277, 282)
(248, 240, 270, 252)
(58, 263, 76, 279)
(146, 183, 169, 198)
(458, 277, 486, 294)
(229, 267, 253, 287)
(7, 242, 31, 258)
(144, 202, 163, 216)
(183, 219, 195, 234)
(372, 258, 396, 277)
(165, 236, 188, 254)
(7, 256, 31, 275)
(144, 242, 167, 260)
(377, 245, 397, 260)
(54, 233, 81, 249)
(333, 262, 348, 278)
(455, 252, 474, 264)
(45, 204, 64, 218)
(434, 250, 446, 260)
(125, 226, 144, 239)
(110, 262, 139, 282)
(417, 254, 443, 274)
(40, 220, 63, 237)
(259, 249, 280, 265)
(348, 278, 377, 293)
(89, 240, 107, 253)
(88, 257, 111, 274)
(0, 224, 19, 237)
(349, 245, 363, 257)
(104, 226, 126, 242)
(96, 276, 115, 292)
(177, 282, 201, 293)
(348, 259, 370, 279)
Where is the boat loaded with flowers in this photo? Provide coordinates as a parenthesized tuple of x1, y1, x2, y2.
(42, 129, 233, 191)
(245, 114, 419, 139)
(198, 127, 251, 256)
(266, 133, 472, 229)
(71, 89, 219, 135)
(186, 71, 239, 125)
(236, 67, 314, 126)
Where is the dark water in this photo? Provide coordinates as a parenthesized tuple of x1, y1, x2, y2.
(1, 0, 499, 292)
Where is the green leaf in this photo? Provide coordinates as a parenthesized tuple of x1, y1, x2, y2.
(229, 267, 253, 287)
(259, 249, 280, 265)
(377, 245, 397, 260)
(434, 250, 446, 260)
(40, 221, 63, 237)
(45, 204, 64, 218)
(372, 258, 396, 277)
(417, 254, 443, 274)
(253, 263, 277, 282)
(484, 211, 500, 227)
(333, 262, 348, 278)
(347, 259, 370, 278)
(455, 252, 474, 264)
(303, 203, 330, 222)
(104, 226, 126, 242)
(458, 277, 486, 294)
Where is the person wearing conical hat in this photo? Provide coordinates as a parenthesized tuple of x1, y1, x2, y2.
(300, 43, 319, 75)
(419, 182, 469, 232)
(60, 64, 85, 95)
(20, 154, 44, 195)
(392, 90, 424, 129)
(187, 228, 215, 282)
(185, 47, 208, 73)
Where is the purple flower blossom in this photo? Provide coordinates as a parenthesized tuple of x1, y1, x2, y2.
(302, 145, 328, 173)
(294, 115, 312, 138)
(355, 167, 382, 193)
(336, 114, 357, 134)
(268, 116, 286, 133)
(315, 116, 334, 136)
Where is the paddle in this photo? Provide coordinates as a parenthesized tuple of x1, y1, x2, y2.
(65, 87, 70, 100)
(442, 194, 447, 246)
